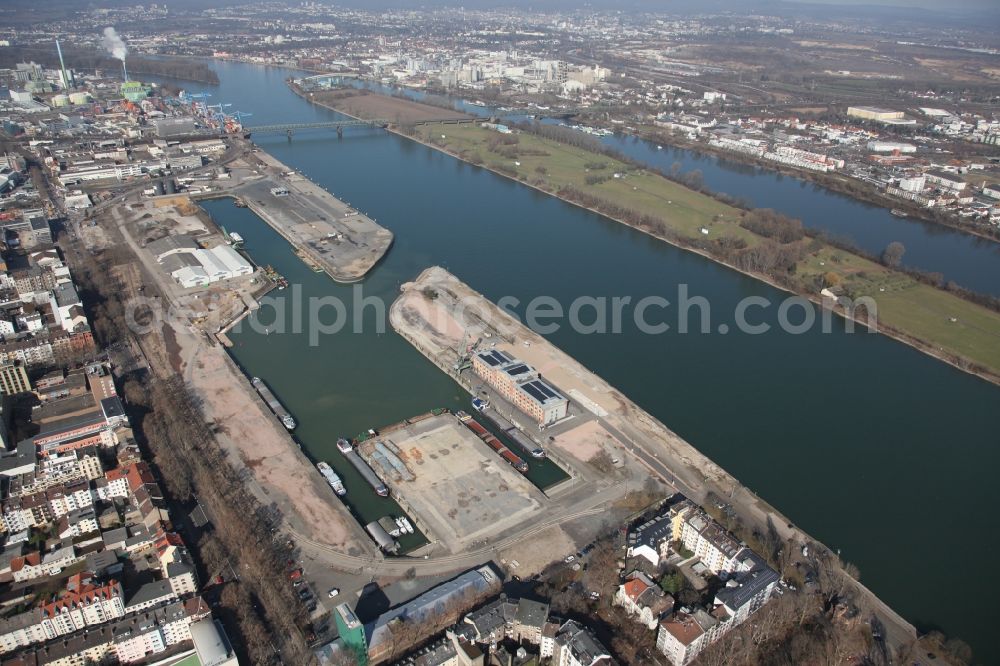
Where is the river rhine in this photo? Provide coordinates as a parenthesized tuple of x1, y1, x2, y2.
(164, 61, 998, 661)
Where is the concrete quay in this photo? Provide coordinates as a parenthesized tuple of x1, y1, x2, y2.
(219, 149, 393, 282)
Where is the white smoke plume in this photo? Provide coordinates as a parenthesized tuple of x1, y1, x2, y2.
(102, 27, 128, 61)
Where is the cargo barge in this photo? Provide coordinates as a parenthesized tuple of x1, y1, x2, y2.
(316, 461, 346, 496)
(339, 439, 389, 496)
(250, 377, 296, 430)
(455, 411, 529, 473)
(472, 399, 546, 458)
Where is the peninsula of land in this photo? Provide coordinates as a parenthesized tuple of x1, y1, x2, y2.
(293, 83, 1000, 386)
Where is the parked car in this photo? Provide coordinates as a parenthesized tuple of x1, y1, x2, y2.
(564, 555, 575, 564)
(328, 588, 340, 599)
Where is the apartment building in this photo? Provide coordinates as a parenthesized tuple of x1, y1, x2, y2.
(656, 609, 725, 666)
(4, 597, 211, 665)
(671, 501, 741, 575)
(614, 571, 674, 630)
(655, 551, 779, 666)
(463, 596, 550, 645)
(551, 620, 616, 666)
(0, 578, 126, 654)
(0, 361, 31, 395)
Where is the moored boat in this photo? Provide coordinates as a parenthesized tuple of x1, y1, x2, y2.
(399, 516, 414, 534)
(458, 414, 529, 473)
(317, 462, 347, 496)
(251, 377, 296, 430)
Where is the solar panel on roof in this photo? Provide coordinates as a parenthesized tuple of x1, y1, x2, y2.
(505, 363, 530, 376)
(521, 382, 549, 403)
(537, 382, 558, 399)
(479, 351, 504, 366)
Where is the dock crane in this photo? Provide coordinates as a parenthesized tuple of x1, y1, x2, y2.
(452, 332, 482, 372)
(179, 91, 211, 102)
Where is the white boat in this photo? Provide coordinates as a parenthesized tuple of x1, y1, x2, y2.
(336, 438, 353, 453)
(317, 462, 347, 496)
(399, 517, 414, 534)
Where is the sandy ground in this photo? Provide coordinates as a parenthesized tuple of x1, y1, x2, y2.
(96, 193, 374, 559)
(313, 89, 473, 124)
(168, 318, 372, 555)
(497, 525, 576, 577)
(365, 414, 547, 553)
(553, 420, 623, 464)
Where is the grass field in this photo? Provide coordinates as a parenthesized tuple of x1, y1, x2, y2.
(415, 124, 752, 243)
(312, 89, 471, 124)
(412, 122, 1000, 380)
(799, 248, 1000, 372)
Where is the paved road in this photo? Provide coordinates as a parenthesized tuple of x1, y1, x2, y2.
(285, 481, 624, 578)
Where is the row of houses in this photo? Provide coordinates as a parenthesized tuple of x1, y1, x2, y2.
(0, 357, 230, 664)
(708, 135, 844, 172)
(2, 593, 213, 665)
(0, 246, 96, 369)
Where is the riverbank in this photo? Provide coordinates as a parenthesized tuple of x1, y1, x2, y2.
(388, 121, 1000, 384)
(290, 83, 1000, 383)
(392, 265, 921, 657)
(628, 125, 1000, 244)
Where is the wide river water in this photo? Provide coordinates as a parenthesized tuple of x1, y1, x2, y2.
(163, 61, 998, 660)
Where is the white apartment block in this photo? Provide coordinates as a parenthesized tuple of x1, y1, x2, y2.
(671, 502, 742, 575)
(0, 581, 125, 654)
(47, 482, 94, 518)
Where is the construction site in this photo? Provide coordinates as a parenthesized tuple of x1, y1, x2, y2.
(354, 411, 549, 556)
(113, 191, 267, 338)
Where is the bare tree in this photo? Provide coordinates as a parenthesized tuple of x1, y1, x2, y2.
(881, 241, 906, 267)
